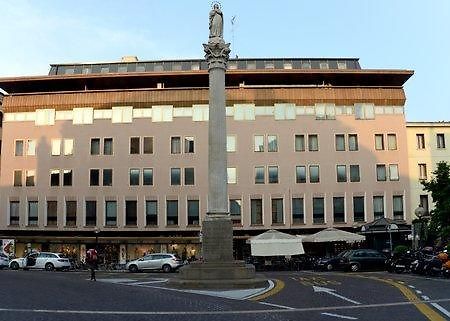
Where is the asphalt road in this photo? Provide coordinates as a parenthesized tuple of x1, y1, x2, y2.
(0, 269, 449, 321)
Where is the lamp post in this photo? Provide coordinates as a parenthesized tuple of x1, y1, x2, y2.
(94, 228, 100, 251)
(414, 204, 427, 249)
(387, 223, 399, 254)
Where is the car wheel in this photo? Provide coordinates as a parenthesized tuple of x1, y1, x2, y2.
(10, 262, 19, 270)
(162, 264, 172, 273)
(350, 263, 360, 272)
(129, 265, 138, 273)
(326, 263, 334, 271)
(45, 263, 55, 271)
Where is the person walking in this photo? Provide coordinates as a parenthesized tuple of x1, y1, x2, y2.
(86, 248, 98, 281)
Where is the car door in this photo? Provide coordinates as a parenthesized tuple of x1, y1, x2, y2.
(26, 253, 39, 268)
(35, 253, 48, 269)
(138, 255, 153, 270)
(149, 255, 163, 270)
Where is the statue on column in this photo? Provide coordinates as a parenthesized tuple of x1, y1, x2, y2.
(209, 3, 223, 39)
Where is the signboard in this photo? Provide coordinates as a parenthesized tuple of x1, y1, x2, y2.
(2, 239, 15, 257)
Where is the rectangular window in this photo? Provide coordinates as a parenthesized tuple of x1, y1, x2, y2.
(333, 197, 345, 223)
(350, 165, 360, 182)
(125, 200, 137, 226)
(129, 168, 140, 186)
(65, 201, 77, 226)
(335, 134, 345, 151)
(420, 195, 429, 214)
(389, 164, 399, 181)
(187, 200, 200, 225)
(51, 139, 61, 156)
(9, 201, 20, 225)
(50, 169, 60, 186)
(267, 135, 278, 152)
(268, 166, 279, 183)
(255, 166, 265, 184)
(254, 135, 264, 152)
(251, 199, 263, 225)
(64, 139, 74, 156)
(353, 196, 365, 222)
(296, 166, 306, 183)
(375, 134, 384, 150)
(28, 201, 38, 226)
(393, 196, 404, 220)
(143, 137, 153, 154)
(184, 137, 195, 153)
(130, 137, 140, 154)
(143, 168, 153, 185)
(103, 138, 113, 155)
(14, 170, 22, 186)
(416, 134, 425, 149)
(47, 201, 57, 226)
(419, 163, 427, 180)
(15, 140, 24, 156)
(308, 134, 319, 151)
(227, 135, 236, 152)
(348, 134, 359, 151)
(86, 201, 97, 226)
(166, 200, 178, 225)
(336, 165, 347, 182)
(105, 201, 117, 226)
(146, 200, 158, 226)
(295, 134, 305, 152)
(63, 169, 72, 186)
(103, 169, 112, 186)
(27, 139, 36, 156)
(26, 170, 35, 186)
(437, 133, 446, 149)
(184, 168, 195, 185)
(373, 196, 384, 219)
(292, 198, 304, 224)
(90, 169, 100, 186)
(387, 134, 397, 150)
(171, 168, 181, 185)
(271, 198, 284, 224)
(171, 137, 181, 154)
(227, 167, 237, 184)
(376, 164, 387, 181)
(313, 197, 324, 224)
(229, 199, 242, 224)
(309, 165, 320, 183)
(90, 138, 100, 155)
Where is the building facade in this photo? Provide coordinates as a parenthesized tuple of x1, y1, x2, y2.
(0, 58, 413, 262)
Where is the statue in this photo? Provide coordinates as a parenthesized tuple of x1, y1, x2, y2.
(209, 3, 223, 39)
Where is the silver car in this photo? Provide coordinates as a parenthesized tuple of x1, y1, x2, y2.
(126, 253, 183, 273)
(9, 252, 71, 271)
(0, 253, 9, 269)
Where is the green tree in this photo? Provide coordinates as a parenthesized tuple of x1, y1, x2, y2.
(421, 161, 450, 241)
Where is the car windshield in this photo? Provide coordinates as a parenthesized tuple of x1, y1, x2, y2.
(56, 253, 67, 258)
(337, 251, 349, 258)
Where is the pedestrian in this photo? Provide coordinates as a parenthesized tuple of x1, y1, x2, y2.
(86, 248, 98, 281)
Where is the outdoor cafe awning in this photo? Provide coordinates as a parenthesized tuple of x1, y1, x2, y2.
(247, 229, 305, 256)
(301, 227, 365, 243)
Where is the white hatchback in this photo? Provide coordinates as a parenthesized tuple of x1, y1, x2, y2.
(9, 252, 71, 271)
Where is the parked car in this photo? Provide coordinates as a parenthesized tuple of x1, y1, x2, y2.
(126, 253, 184, 273)
(9, 252, 71, 271)
(341, 249, 387, 272)
(314, 251, 350, 271)
(0, 253, 9, 269)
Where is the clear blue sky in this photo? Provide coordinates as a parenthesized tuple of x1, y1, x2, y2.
(1, 0, 449, 121)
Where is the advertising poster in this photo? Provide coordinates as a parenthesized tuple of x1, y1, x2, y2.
(2, 239, 15, 257)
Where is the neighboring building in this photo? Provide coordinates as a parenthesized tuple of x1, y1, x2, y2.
(0, 57, 413, 262)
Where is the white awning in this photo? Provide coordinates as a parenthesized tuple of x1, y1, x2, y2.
(302, 227, 365, 243)
(248, 229, 305, 256)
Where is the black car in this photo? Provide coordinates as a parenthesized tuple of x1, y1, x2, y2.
(341, 249, 387, 272)
(314, 251, 350, 271)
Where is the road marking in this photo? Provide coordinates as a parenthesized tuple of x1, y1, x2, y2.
(408, 285, 416, 289)
(416, 290, 423, 294)
(313, 286, 361, 305)
(422, 296, 430, 301)
(430, 303, 450, 318)
(257, 301, 295, 310)
(322, 312, 358, 320)
(249, 279, 285, 301)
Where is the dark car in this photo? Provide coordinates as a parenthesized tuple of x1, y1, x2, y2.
(342, 249, 387, 272)
(315, 251, 350, 271)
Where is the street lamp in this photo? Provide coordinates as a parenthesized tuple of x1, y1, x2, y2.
(94, 228, 100, 251)
(414, 204, 428, 249)
(387, 223, 399, 254)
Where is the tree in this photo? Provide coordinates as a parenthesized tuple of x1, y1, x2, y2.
(421, 161, 450, 242)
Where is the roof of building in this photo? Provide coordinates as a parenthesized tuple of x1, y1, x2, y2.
(406, 121, 450, 127)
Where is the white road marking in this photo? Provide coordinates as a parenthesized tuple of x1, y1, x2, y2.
(415, 290, 422, 294)
(430, 303, 450, 318)
(257, 301, 296, 310)
(408, 285, 415, 289)
(313, 286, 361, 305)
(125, 279, 168, 285)
(422, 295, 430, 301)
(322, 312, 358, 320)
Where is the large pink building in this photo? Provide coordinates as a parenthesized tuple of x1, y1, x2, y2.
(0, 57, 413, 262)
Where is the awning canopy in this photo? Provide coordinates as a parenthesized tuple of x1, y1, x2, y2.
(302, 227, 365, 243)
(248, 229, 305, 256)
(360, 218, 411, 234)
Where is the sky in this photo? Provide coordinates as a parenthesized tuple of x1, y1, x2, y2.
(0, 0, 449, 121)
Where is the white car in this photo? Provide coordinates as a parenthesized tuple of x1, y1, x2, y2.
(126, 253, 184, 273)
(0, 253, 9, 269)
(9, 252, 71, 271)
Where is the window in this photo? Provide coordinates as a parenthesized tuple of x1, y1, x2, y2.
(348, 134, 359, 151)
(271, 198, 284, 224)
(375, 134, 384, 150)
(13, 170, 22, 186)
(313, 197, 324, 224)
(418, 163, 427, 180)
(166, 200, 178, 225)
(26, 170, 35, 186)
(376, 164, 387, 181)
(146, 200, 158, 226)
(337, 165, 347, 182)
(420, 195, 429, 214)
(50, 169, 60, 186)
(254, 135, 264, 152)
(295, 135, 305, 151)
(143, 168, 153, 185)
(229, 199, 242, 224)
(333, 197, 345, 223)
(268, 166, 279, 183)
(9, 201, 20, 225)
(296, 166, 306, 183)
(143, 137, 153, 154)
(353, 196, 365, 222)
(111, 106, 132, 123)
(103, 138, 113, 155)
(184, 168, 195, 185)
(90, 169, 100, 186)
(27, 139, 36, 156)
(130, 137, 140, 154)
(309, 165, 320, 183)
(15, 140, 24, 156)
(184, 137, 195, 153)
(227, 167, 237, 184)
(130, 168, 140, 186)
(393, 196, 404, 220)
(47, 201, 57, 226)
(292, 198, 304, 224)
(103, 169, 112, 186)
(105, 201, 117, 226)
(437, 134, 446, 149)
(65, 201, 77, 226)
(416, 134, 425, 149)
(308, 134, 319, 151)
(335, 134, 345, 151)
(64, 139, 74, 156)
(251, 199, 263, 225)
(254, 166, 265, 184)
(373, 196, 384, 219)
(28, 201, 38, 226)
(85, 201, 97, 226)
(171, 137, 181, 154)
(187, 200, 199, 225)
(125, 200, 137, 226)
(90, 138, 100, 155)
(50, 139, 61, 156)
(267, 135, 278, 152)
(350, 165, 360, 182)
(227, 136, 236, 152)
(171, 168, 181, 185)
(63, 170, 72, 186)
(355, 104, 375, 119)
(387, 134, 397, 150)
(389, 164, 399, 181)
